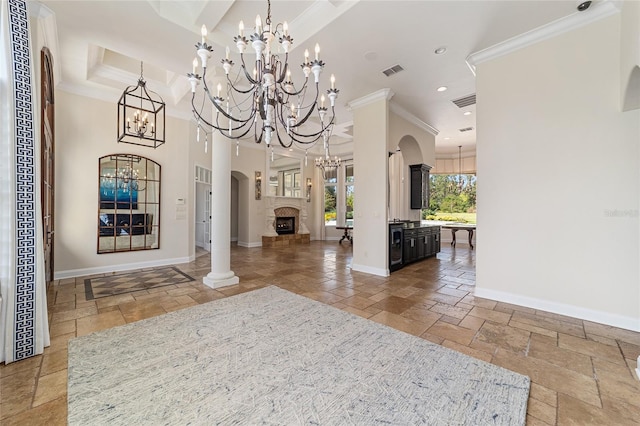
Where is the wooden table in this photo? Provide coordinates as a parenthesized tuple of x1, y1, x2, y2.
(441, 224, 476, 249)
(335, 226, 353, 244)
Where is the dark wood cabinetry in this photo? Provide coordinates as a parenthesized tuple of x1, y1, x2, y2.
(410, 164, 431, 210)
(392, 224, 440, 269)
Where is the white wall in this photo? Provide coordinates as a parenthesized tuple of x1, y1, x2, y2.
(351, 91, 391, 276)
(476, 15, 640, 331)
(388, 112, 437, 221)
(54, 91, 193, 278)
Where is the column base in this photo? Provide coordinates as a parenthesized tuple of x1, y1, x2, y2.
(203, 271, 239, 289)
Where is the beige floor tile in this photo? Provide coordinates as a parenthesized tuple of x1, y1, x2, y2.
(601, 395, 640, 424)
(428, 302, 470, 319)
(597, 373, 640, 410)
(583, 322, 640, 346)
(527, 398, 556, 425)
(49, 320, 76, 338)
(369, 311, 432, 337)
(76, 310, 126, 337)
(476, 322, 530, 354)
(528, 338, 594, 376)
(400, 306, 441, 328)
(491, 348, 601, 408)
(340, 305, 377, 319)
(47, 332, 76, 354)
(468, 306, 512, 324)
(457, 315, 485, 331)
(509, 319, 557, 338)
(340, 295, 377, 310)
(557, 393, 634, 426)
(0, 356, 41, 378)
(426, 321, 476, 346)
(94, 293, 136, 309)
(558, 333, 625, 365)
(460, 295, 497, 310)
(1, 396, 67, 426)
(529, 382, 557, 407)
(50, 305, 98, 324)
(370, 295, 418, 314)
(40, 350, 68, 376)
(511, 311, 585, 338)
(32, 369, 67, 407)
(441, 339, 492, 362)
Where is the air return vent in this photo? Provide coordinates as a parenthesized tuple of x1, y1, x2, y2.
(459, 127, 474, 133)
(382, 64, 404, 77)
(452, 94, 476, 108)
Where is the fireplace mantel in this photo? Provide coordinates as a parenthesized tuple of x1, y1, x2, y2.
(263, 196, 310, 237)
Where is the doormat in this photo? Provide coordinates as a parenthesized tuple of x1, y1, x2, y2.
(84, 266, 194, 300)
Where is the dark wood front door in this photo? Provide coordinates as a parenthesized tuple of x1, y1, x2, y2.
(41, 47, 55, 283)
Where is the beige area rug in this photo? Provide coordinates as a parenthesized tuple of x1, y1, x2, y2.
(83, 266, 194, 300)
(68, 286, 530, 425)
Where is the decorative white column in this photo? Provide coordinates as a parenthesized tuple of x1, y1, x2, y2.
(203, 131, 239, 289)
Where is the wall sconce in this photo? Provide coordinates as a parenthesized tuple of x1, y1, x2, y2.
(255, 171, 262, 200)
(306, 177, 312, 202)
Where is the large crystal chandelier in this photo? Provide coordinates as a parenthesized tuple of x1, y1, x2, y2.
(187, 0, 339, 150)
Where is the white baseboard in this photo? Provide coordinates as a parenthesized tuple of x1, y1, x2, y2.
(230, 237, 238, 242)
(54, 256, 193, 280)
(237, 241, 262, 248)
(474, 287, 640, 332)
(350, 263, 389, 277)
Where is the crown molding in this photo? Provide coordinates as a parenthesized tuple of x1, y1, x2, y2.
(389, 102, 439, 136)
(347, 88, 394, 110)
(466, 0, 621, 74)
(56, 81, 194, 121)
(29, 3, 62, 88)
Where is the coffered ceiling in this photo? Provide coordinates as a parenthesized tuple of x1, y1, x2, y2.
(33, 0, 619, 156)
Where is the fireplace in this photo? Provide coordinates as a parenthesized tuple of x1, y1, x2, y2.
(275, 217, 295, 235)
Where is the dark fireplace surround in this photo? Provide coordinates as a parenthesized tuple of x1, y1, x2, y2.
(275, 217, 295, 235)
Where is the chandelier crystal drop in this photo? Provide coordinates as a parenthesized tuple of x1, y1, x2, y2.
(187, 0, 339, 149)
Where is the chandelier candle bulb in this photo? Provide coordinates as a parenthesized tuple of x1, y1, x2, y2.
(256, 15, 262, 34)
(188, 0, 338, 151)
(192, 58, 197, 74)
(201, 25, 207, 44)
(331, 74, 335, 89)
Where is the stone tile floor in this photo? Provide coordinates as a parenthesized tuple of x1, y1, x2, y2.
(1, 242, 639, 425)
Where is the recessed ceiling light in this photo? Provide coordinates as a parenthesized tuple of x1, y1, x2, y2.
(463, 111, 472, 116)
(437, 86, 447, 92)
(434, 47, 447, 55)
(444, 137, 451, 140)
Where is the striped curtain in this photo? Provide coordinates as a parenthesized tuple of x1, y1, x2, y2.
(0, 0, 50, 363)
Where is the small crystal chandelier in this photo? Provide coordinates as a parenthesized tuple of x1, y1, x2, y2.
(117, 62, 165, 148)
(315, 131, 342, 179)
(187, 0, 339, 150)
